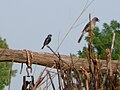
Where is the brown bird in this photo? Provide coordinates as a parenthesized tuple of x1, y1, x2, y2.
(41, 34, 52, 49)
(78, 17, 99, 43)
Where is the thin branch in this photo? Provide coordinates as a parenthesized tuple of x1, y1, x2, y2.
(55, 61, 62, 90)
(8, 57, 14, 90)
(33, 67, 47, 90)
(47, 70, 56, 90)
(47, 46, 70, 67)
(111, 32, 116, 53)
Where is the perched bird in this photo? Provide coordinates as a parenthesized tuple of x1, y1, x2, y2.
(78, 17, 99, 43)
(41, 34, 52, 49)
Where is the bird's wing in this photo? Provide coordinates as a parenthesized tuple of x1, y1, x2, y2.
(44, 37, 51, 45)
(82, 22, 90, 32)
(78, 31, 84, 43)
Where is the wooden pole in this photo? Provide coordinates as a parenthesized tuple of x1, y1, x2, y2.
(0, 48, 119, 72)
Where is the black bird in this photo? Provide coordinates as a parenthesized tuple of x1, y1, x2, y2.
(41, 34, 52, 49)
(78, 17, 99, 43)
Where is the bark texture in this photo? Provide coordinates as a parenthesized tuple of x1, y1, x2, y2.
(0, 48, 119, 71)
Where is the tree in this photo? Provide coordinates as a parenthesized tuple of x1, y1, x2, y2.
(78, 47, 87, 58)
(78, 20, 120, 60)
(0, 37, 17, 90)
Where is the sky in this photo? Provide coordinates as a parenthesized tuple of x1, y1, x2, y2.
(0, 0, 120, 90)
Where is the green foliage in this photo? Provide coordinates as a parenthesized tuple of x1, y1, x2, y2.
(0, 37, 8, 49)
(78, 47, 87, 58)
(78, 20, 120, 60)
(0, 37, 17, 90)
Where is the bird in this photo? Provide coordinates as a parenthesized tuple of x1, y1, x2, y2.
(41, 34, 52, 49)
(78, 17, 99, 43)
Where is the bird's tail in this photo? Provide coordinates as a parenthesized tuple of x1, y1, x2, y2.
(41, 46, 44, 49)
(78, 32, 84, 43)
